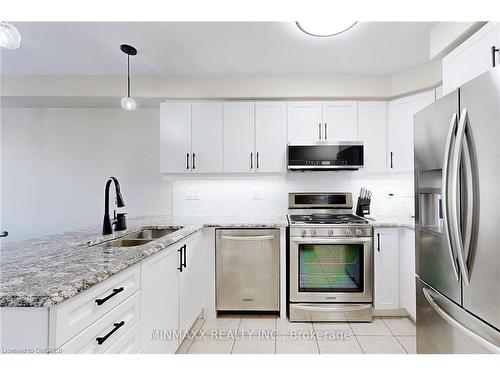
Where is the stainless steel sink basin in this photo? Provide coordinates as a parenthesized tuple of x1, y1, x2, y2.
(124, 228, 183, 240)
(102, 238, 153, 248)
(99, 227, 183, 248)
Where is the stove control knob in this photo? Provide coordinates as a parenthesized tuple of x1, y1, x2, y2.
(301, 230, 307, 237)
(355, 229, 363, 236)
(328, 229, 334, 236)
(345, 228, 352, 236)
(311, 229, 317, 237)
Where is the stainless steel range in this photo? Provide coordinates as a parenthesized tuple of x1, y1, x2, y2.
(287, 192, 373, 322)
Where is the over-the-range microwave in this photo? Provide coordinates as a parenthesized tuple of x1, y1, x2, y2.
(287, 142, 364, 171)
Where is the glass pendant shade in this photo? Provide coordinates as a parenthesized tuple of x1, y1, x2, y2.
(0, 21, 22, 50)
(121, 96, 137, 111)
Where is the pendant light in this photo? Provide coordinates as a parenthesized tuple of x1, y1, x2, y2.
(120, 44, 137, 111)
(296, 21, 357, 37)
(0, 21, 22, 50)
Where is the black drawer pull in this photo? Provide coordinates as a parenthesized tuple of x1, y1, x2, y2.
(96, 321, 125, 345)
(95, 287, 124, 306)
(377, 233, 381, 252)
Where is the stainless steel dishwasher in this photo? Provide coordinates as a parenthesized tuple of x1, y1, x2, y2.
(216, 229, 279, 311)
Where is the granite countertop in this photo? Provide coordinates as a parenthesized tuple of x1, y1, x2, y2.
(0, 215, 288, 308)
(366, 215, 415, 230)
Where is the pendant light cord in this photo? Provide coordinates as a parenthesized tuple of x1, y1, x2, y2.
(127, 54, 131, 98)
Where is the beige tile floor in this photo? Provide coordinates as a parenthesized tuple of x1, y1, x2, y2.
(177, 314, 416, 354)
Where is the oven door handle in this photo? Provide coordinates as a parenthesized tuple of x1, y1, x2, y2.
(290, 237, 372, 244)
(292, 304, 370, 312)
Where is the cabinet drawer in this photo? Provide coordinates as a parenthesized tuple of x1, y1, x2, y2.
(106, 321, 141, 354)
(60, 292, 140, 354)
(52, 264, 140, 346)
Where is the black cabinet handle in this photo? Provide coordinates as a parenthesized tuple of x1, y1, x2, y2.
(256, 152, 259, 169)
(186, 153, 190, 170)
(182, 244, 187, 268)
(192, 153, 196, 170)
(318, 123, 322, 140)
(390, 152, 393, 169)
(0, 231, 8, 238)
(95, 287, 124, 306)
(377, 233, 381, 252)
(177, 246, 183, 272)
(492, 46, 499, 68)
(324, 123, 328, 139)
(250, 152, 253, 169)
(96, 321, 125, 345)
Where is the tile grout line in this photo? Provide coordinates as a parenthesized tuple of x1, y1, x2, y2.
(379, 318, 409, 353)
(348, 321, 366, 354)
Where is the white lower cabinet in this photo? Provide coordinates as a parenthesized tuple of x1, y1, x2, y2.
(373, 228, 400, 310)
(399, 229, 416, 320)
(60, 292, 141, 354)
(140, 245, 181, 354)
(374, 227, 417, 319)
(140, 231, 203, 354)
(179, 233, 203, 338)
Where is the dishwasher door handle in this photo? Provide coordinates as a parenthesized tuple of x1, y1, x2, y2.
(221, 235, 275, 241)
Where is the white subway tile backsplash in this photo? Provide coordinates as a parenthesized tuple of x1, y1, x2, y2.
(172, 172, 414, 217)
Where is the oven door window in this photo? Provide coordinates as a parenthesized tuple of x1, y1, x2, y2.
(298, 243, 364, 292)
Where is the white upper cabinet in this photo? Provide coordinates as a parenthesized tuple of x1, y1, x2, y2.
(357, 102, 387, 173)
(223, 102, 255, 173)
(287, 101, 323, 143)
(387, 90, 435, 172)
(255, 102, 286, 173)
(322, 101, 358, 141)
(160, 102, 191, 174)
(442, 22, 500, 95)
(191, 102, 224, 173)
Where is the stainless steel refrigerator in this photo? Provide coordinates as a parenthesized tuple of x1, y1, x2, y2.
(414, 66, 500, 353)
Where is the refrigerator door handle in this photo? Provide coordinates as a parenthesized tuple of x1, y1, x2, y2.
(442, 112, 460, 282)
(423, 288, 500, 353)
(450, 108, 471, 285)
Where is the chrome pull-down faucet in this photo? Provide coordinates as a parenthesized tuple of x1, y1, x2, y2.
(102, 177, 126, 235)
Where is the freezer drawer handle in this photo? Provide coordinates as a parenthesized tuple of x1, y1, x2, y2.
(221, 235, 275, 241)
(96, 321, 125, 345)
(95, 287, 124, 306)
(423, 288, 500, 353)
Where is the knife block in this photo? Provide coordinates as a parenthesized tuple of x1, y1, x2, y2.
(356, 197, 371, 217)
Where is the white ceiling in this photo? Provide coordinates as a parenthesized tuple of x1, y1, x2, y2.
(1, 22, 435, 76)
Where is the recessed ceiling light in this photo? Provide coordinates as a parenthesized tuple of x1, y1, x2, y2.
(296, 21, 358, 37)
(0, 21, 22, 50)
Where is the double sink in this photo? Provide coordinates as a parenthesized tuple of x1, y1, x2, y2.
(100, 227, 183, 248)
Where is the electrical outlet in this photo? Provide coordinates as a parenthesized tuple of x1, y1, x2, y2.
(252, 189, 260, 200)
(185, 192, 200, 200)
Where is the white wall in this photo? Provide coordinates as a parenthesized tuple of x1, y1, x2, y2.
(172, 173, 415, 218)
(1, 108, 172, 243)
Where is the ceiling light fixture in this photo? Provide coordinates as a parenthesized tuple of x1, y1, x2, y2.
(296, 21, 358, 37)
(0, 21, 22, 50)
(120, 44, 137, 111)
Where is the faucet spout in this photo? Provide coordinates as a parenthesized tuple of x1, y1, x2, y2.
(102, 177, 126, 235)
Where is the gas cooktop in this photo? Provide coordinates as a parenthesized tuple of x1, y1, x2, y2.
(289, 213, 369, 225)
